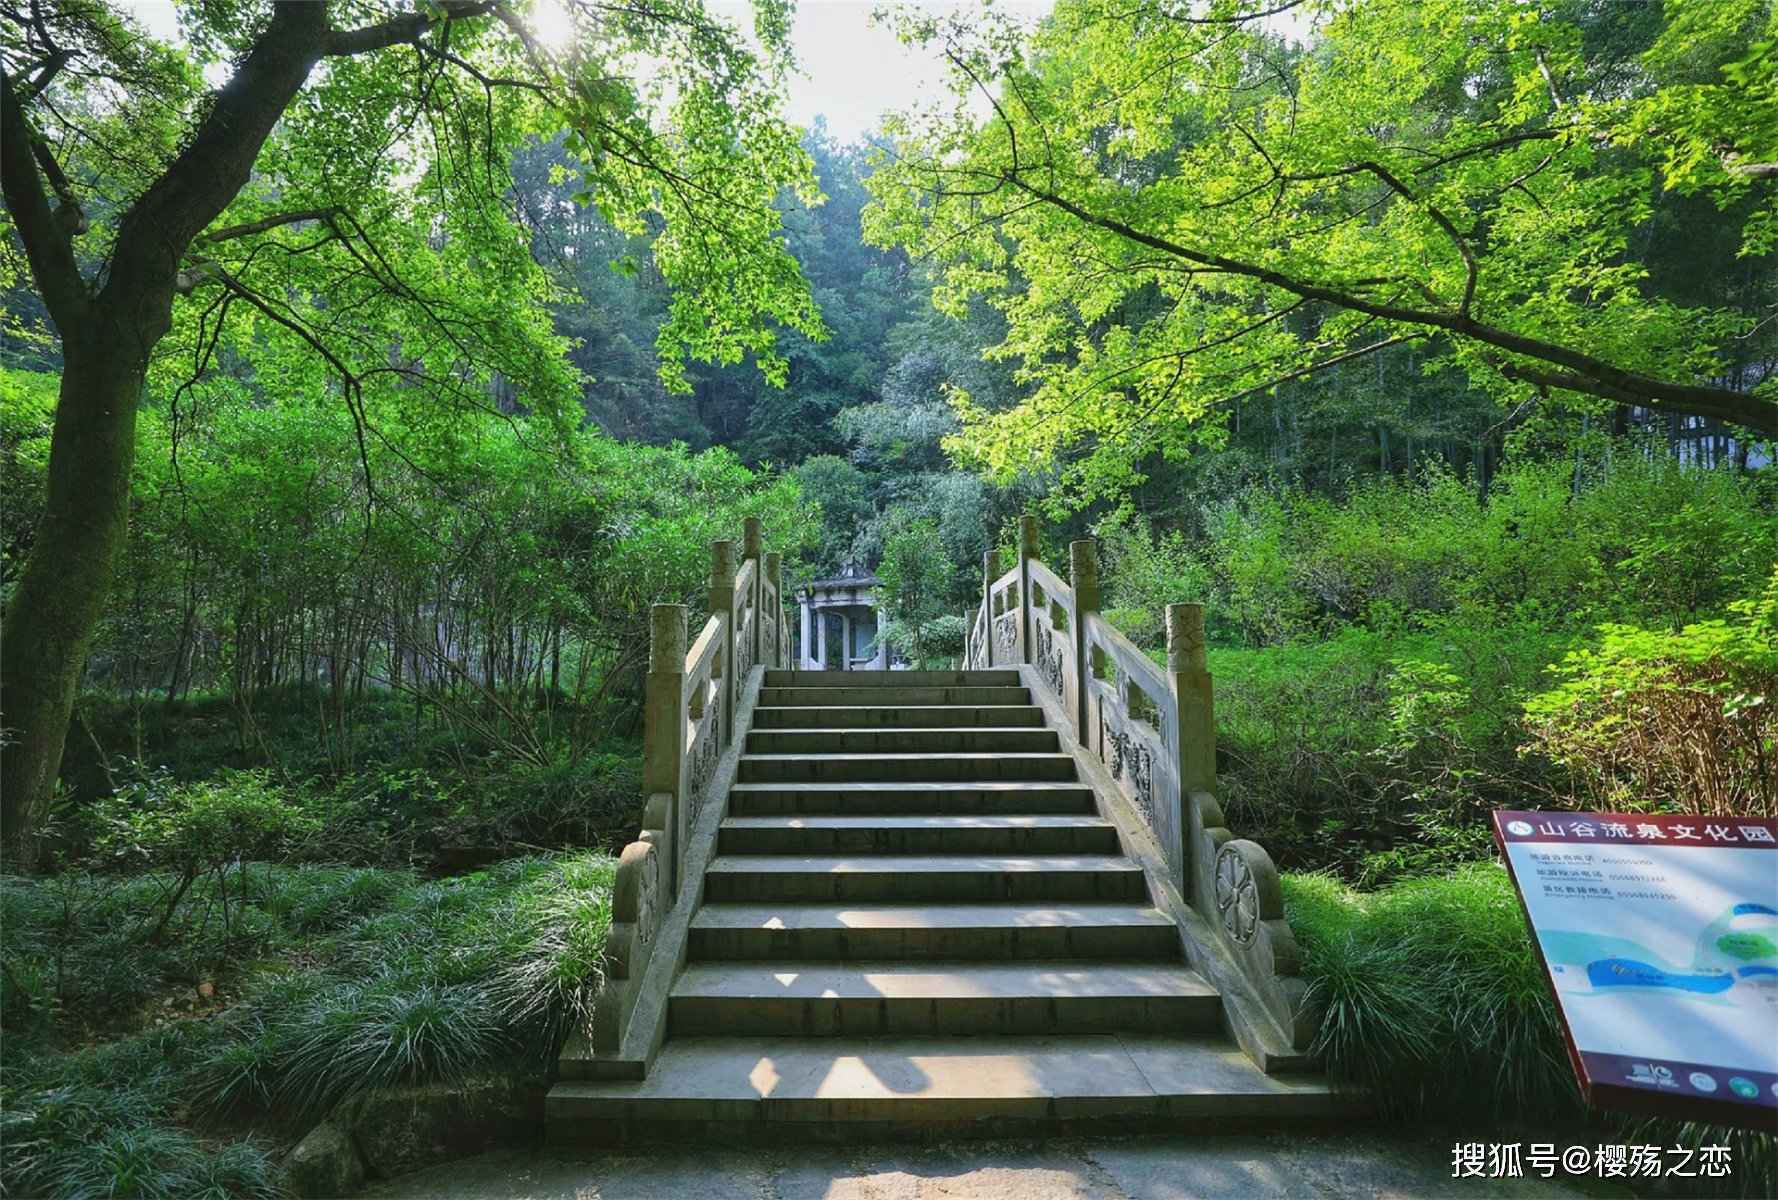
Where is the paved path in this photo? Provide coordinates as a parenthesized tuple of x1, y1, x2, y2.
(366, 1133, 1608, 1200)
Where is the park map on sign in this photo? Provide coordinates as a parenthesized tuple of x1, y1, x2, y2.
(1495, 811, 1778, 1123)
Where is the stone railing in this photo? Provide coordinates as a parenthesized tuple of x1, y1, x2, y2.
(966, 594, 989, 670)
(589, 517, 787, 1064)
(965, 515, 1316, 1067)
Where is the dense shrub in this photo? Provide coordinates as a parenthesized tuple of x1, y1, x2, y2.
(60, 691, 647, 869)
(1524, 570, 1778, 818)
(1096, 451, 1774, 879)
(1093, 508, 1210, 649)
(1208, 630, 1397, 863)
(876, 515, 958, 666)
(1204, 619, 1565, 880)
(1110, 453, 1775, 650)
(315, 751, 643, 863)
(908, 613, 969, 663)
(0, 363, 821, 756)
(78, 768, 321, 944)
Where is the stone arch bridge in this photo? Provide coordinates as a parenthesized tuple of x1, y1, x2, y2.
(547, 515, 1337, 1141)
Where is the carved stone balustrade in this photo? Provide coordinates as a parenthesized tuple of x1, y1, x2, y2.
(580, 515, 790, 1076)
(963, 515, 1318, 1067)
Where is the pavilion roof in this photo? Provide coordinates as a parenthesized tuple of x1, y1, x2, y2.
(804, 561, 880, 590)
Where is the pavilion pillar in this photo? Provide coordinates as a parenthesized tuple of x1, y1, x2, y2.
(799, 595, 812, 669)
(816, 607, 828, 669)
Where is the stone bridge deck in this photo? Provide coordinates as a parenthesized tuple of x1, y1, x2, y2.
(548, 670, 1340, 1141)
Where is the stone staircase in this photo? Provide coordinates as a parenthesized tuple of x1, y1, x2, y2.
(548, 669, 1337, 1141)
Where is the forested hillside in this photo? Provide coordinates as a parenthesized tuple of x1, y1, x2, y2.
(2, 0, 1775, 1194)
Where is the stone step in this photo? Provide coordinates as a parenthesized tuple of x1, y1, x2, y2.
(764, 670, 1022, 687)
(746, 727, 1060, 755)
(548, 1034, 1343, 1141)
(738, 753, 1077, 785)
(667, 962, 1218, 1037)
(717, 815, 1119, 856)
(760, 686, 1031, 708)
(689, 902, 1180, 961)
(703, 855, 1149, 903)
(727, 781, 1098, 816)
(753, 705, 1046, 730)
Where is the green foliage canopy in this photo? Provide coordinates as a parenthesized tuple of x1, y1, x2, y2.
(874, 514, 958, 664)
(864, 0, 1778, 505)
(4, 0, 826, 408)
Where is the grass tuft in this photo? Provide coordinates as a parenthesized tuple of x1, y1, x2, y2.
(1284, 864, 1576, 1119)
(1286, 865, 1776, 1198)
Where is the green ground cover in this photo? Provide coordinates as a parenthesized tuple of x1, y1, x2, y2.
(1, 854, 615, 1199)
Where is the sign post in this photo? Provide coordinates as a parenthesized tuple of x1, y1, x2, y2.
(1494, 810, 1778, 1131)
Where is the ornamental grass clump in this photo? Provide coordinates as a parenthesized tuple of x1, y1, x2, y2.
(269, 974, 512, 1118)
(1282, 864, 1575, 1119)
(192, 851, 618, 1120)
(1, 1027, 282, 1200)
(2, 851, 617, 1198)
(1285, 866, 1776, 1198)
(36, 1127, 282, 1200)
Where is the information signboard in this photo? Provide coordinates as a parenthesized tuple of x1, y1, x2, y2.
(1493, 810, 1778, 1131)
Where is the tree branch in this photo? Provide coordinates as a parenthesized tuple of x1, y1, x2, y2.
(0, 66, 87, 327)
(25, 122, 85, 234)
(19, 47, 73, 102)
(195, 207, 341, 245)
(1495, 363, 1774, 431)
(1410, 127, 1564, 174)
(103, 2, 332, 317)
(1141, 0, 1307, 26)
(1249, 153, 1478, 313)
(203, 264, 380, 506)
(326, 1, 500, 56)
(996, 175, 1778, 435)
(1220, 334, 1425, 409)
(1728, 160, 1778, 181)
(410, 40, 550, 97)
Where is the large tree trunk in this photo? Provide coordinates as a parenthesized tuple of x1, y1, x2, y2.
(0, 4, 333, 866)
(1, 333, 144, 864)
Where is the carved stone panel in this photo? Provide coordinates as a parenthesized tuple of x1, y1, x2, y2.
(1214, 843, 1260, 946)
(1034, 619, 1065, 698)
(734, 610, 753, 678)
(687, 702, 721, 823)
(1099, 708, 1155, 827)
(993, 611, 1018, 654)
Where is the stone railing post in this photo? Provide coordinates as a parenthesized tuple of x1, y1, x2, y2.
(709, 540, 737, 746)
(980, 549, 996, 667)
(1167, 603, 1215, 793)
(1017, 514, 1038, 665)
(643, 603, 688, 894)
(798, 580, 811, 670)
(764, 551, 783, 668)
(744, 516, 764, 669)
(1069, 539, 1100, 744)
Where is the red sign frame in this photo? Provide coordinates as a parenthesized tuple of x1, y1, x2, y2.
(1493, 809, 1778, 1132)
